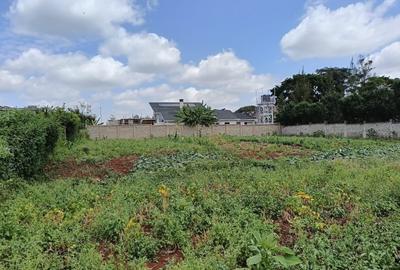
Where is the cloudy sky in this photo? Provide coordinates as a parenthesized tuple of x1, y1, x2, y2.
(0, 0, 399, 119)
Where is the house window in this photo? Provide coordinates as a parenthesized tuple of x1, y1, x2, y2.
(244, 122, 248, 125)
(225, 122, 230, 125)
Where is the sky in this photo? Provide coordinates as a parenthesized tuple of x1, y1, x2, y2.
(0, 0, 400, 120)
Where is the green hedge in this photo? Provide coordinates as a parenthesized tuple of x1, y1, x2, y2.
(0, 137, 11, 179)
(0, 110, 60, 179)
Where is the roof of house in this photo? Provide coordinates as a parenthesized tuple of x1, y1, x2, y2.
(149, 102, 202, 122)
(213, 109, 256, 121)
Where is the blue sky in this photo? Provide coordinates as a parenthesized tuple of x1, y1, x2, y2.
(0, 0, 399, 120)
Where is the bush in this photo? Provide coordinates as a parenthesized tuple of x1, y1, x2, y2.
(312, 130, 325, 137)
(47, 108, 81, 141)
(0, 110, 60, 178)
(0, 137, 12, 179)
(367, 128, 378, 139)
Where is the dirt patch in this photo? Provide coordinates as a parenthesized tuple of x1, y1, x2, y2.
(46, 155, 138, 180)
(191, 231, 209, 248)
(146, 247, 184, 270)
(329, 202, 356, 226)
(98, 241, 115, 261)
(219, 142, 310, 160)
(275, 210, 297, 247)
(103, 155, 138, 175)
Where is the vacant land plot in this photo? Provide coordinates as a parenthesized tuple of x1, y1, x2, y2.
(1, 136, 400, 269)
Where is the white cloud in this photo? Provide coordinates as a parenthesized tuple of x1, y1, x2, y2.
(100, 31, 181, 73)
(370, 41, 400, 78)
(177, 51, 275, 94)
(8, 0, 144, 39)
(0, 70, 24, 91)
(281, 0, 400, 59)
(1, 48, 154, 103)
(5, 48, 152, 91)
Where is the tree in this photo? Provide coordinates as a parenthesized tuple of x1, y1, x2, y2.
(235, 106, 256, 117)
(176, 104, 217, 128)
(274, 58, 400, 125)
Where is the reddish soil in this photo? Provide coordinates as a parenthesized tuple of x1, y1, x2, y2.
(46, 155, 138, 180)
(220, 142, 310, 160)
(104, 155, 138, 175)
(146, 248, 184, 270)
(275, 210, 297, 247)
(98, 241, 115, 261)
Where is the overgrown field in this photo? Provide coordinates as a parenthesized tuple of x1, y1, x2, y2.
(1, 135, 400, 269)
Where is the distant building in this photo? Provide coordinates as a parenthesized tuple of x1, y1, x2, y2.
(107, 117, 155, 126)
(149, 99, 202, 124)
(0, 106, 12, 111)
(149, 99, 257, 125)
(0, 105, 38, 111)
(213, 109, 256, 125)
(256, 94, 276, 124)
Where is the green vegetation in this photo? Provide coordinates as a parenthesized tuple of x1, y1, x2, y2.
(176, 104, 217, 128)
(1, 135, 400, 269)
(235, 106, 256, 118)
(0, 110, 59, 178)
(0, 107, 91, 179)
(274, 57, 400, 125)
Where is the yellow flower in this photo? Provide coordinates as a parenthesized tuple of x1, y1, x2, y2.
(295, 191, 314, 202)
(159, 185, 170, 198)
(124, 217, 138, 233)
(158, 185, 170, 211)
(45, 209, 64, 224)
(315, 222, 325, 230)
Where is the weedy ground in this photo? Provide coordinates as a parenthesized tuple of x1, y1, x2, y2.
(1, 135, 400, 269)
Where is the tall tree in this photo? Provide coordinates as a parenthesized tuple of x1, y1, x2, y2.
(275, 59, 399, 125)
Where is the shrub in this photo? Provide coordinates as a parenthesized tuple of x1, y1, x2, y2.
(0, 137, 12, 179)
(312, 130, 325, 137)
(0, 110, 59, 178)
(367, 128, 378, 139)
(48, 108, 81, 141)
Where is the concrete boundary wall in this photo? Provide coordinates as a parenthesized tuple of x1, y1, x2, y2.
(87, 122, 400, 139)
(281, 122, 400, 138)
(87, 124, 281, 139)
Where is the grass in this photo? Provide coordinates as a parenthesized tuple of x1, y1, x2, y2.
(1, 135, 400, 269)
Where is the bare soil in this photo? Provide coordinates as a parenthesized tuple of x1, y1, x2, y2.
(46, 155, 138, 180)
(146, 247, 184, 270)
(275, 210, 297, 247)
(219, 142, 310, 160)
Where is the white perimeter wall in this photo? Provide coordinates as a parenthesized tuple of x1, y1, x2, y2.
(87, 122, 400, 139)
(281, 122, 400, 138)
(87, 124, 281, 139)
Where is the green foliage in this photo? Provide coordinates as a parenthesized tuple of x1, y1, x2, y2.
(235, 106, 256, 117)
(275, 60, 400, 125)
(47, 107, 81, 141)
(245, 232, 301, 269)
(1, 136, 400, 269)
(134, 151, 225, 173)
(0, 137, 12, 179)
(366, 128, 378, 139)
(176, 104, 217, 127)
(312, 130, 325, 137)
(0, 110, 60, 178)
